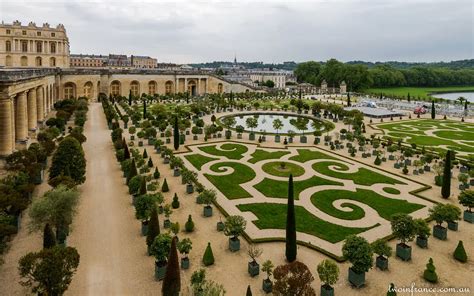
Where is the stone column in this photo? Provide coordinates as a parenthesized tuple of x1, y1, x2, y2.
(37, 86, 45, 123)
(27, 89, 37, 131)
(197, 79, 200, 95)
(11, 97, 15, 148)
(15, 92, 28, 141)
(185, 78, 188, 94)
(0, 98, 14, 156)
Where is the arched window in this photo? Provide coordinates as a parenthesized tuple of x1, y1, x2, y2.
(5, 55, 12, 66)
(84, 82, 93, 98)
(110, 80, 121, 96)
(36, 41, 42, 53)
(49, 57, 56, 67)
(5, 41, 11, 52)
(64, 82, 76, 99)
(217, 83, 223, 94)
(148, 81, 157, 95)
(130, 81, 140, 97)
(165, 81, 174, 95)
(20, 56, 28, 66)
(35, 56, 42, 67)
(50, 42, 56, 53)
(21, 41, 28, 52)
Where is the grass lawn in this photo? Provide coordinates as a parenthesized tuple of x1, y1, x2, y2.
(184, 154, 218, 170)
(383, 187, 401, 194)
(204, 162, 255, 199)
(199, 143, 249, 160)
(248, 149, 290, 164)
(365, 86, 474, 99)
(312, 161, 405, 186)
(254, 176, 342, 199)
(262, 161, 305, 178)
(238, 203, 377, 243)
(310, 188, 424, 221)
(289, 149, 337, 163)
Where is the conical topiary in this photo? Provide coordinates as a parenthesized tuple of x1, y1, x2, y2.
(127, 159, 137, 184)
(123, 142, 130, 160)
(246, 285, 252, 296)
(162, 237, 180, 296)
(203, 242, 215, 266)
(286, 174, 297, 262)
(423, 258, 438, 283)
(453, 241, 467, 263)
(148, 158, 154, 168)
(374, 155, 381, 165)
(153, 167, 160, 179)
(185, 215, 194, 232)
(139, 177, 147, 196)
(143, 149, 148, 159)
(171, 193, 180, 209)
(162, 178, 169, 192)
(43, 223, 57, 249)
(387, 283, 397, 296)
(147, 207, 160, 249)
(441, 150, 451, 198)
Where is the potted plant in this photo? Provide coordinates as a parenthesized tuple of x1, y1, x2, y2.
(182, 170, 197, 194)
(429, 204, 448, 240)
(128, 126, 136, 141)
(317, 259, 339, 296)
(134, 194, 158, 236)
(185, 215, 195, 232)
(342, 235, 373, 288)
(287, 130, 295, 144)
(247, 244, 263, 277)
(163, 204, 172, 228)
(458, 190, 474, 223)
(199, 189, 216, 217)
(216, 215, 225, 231)
(391, 213, 416, 261)
(236, 125, 244, 139)
(261, 260, 274, 293)
(177, 238, 192, 270)
(414, 218, 431, 248)
(372, 239, 392, 271)
(273, 118, 283, 142)
(223, 215, 247, 252)
(458, 173, 469, 190)
(150, 233, 172, 280)
(445, 204, 462, 231)
(246, 117, 258, 141)
(165, 128, 172, 144)
(222, 116, 236, 139)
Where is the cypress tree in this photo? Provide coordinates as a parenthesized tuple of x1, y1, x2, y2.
(162, 237, 180, 296)
(139, 178, 147, 196)
(143, 149, 148, 159)
(464, 100, 468, 111)
(202, 242, 215, 266)
(347, 92, 351, 107)
(129, 90, 132, 106)
(246, 285, 252, 296)
(453, 240, 467, 263)
(173, 117, 180, 151)
(162, 178, 169, 192)
(127, 159, 137, 184)
(123, 142, 130, 160)
(407, 93, 411, 102)
(143, 99, 147, 119)
(431, 101, 435, 119)
(146, 207, 160, 250)
(387, 283, 397, 296)
(441, 150, 451, 198)
(43, 223, 57, 249)
(285, 174, 297, 262)
(147, 158, 153, 168)
(171, 193, 180, 209)
(153, 167, 160, 179)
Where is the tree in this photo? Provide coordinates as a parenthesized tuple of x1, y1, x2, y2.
(423, 258, 438, 283)
(453, 240, 467, 263)
(126, 159, 137, 185)
(372, 238, 392, 259)
(202, 242, 215, 266)
(273, 119, 283, 135)
(286, 174, 297, 262)
(177, 238, 192, 260)
(347, 92, 351, 106)
(342, 235, 373, 274)
(43, 223, 57, 249)
(387, 283, 397, 296)
(246, 285, 252, 296)
(431, 101, 435, 119)
(294, 61, 321, 85)
(162, 237, 180, 296)
(18, 246, 80, 296)
(146, 207, 160, 249)
(223, 215, 246, 240)
(317, 259, 339, 291)
(262, 260, 274, 280)
(150, 233, 172, 264)
(441, 150, 452, 198)
(391, 213, 416, 245)
(273, 261, 316, 296)
(134, 194, 157, 222)
(49, 137, 86, 184)
(458, 190, 474, 212)
(173, 116, 179, 150)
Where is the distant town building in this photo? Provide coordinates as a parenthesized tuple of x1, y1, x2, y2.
(105, 54, 131, 68)
(0, 20, 70, 68)
(130, 55, 157, 68)
(70, 54, 107, 68)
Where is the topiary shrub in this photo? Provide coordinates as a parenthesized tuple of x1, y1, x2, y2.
(453, 241, 467, 263)
(148, 158, 154, 168)
(423, 258, 438, 283)
(153, 167, 160, 179)
(374, 155, 381, 165)
(202, 242, 215, 266)
(402, 164, 409, 175)
(171, 193, 180, 209)
(143, 149, 148, 159)
(185, 215, 195, 232)
(162, 178, 169, 192)
(387, 283, 397, 296)
(128, 175, 143, 195)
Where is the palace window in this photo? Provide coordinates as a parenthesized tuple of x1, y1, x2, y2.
(50, 42, 56, 53)
(20, 56, 28, 66)
(35, 56, 42, 67)
(22, 30, 27, 35)
(5, 41, 11, 52)
(51, 32, 55, 37)
(165, 81, 173, 94)
(6, 29, 11, 34)
(130, 81, 140, 97)
(21, 41, 28, 52)
(50, 57, 56, 67)
(37, 31, 41, 36)
(36, 41, 42, 53)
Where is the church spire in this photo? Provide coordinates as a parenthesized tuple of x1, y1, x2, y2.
(234, 54, 237, 65)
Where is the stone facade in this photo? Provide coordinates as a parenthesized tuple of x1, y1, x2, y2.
(130, 55, 157, 69)
(0, 21, 70, 68)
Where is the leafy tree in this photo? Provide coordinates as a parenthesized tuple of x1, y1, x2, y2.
(453, 240, 467, 263)
(262, 260, 274, 280)
(286, 174, 297, 262)
(202, 242, 215, 266)
(128, 175, 142, 195)
(162, 237, 180, 296)
(414, 218, 431, 239)
(146, 207, 160, 249)
(458, 190, 474, 212)
(273, 119, 283, 135)
(170, 222, 180, 237)
(372, 239, 392, 259)
(185, 215, 195, 232)
(317, 259, 339, 290)
(177, 238, 192, 259)
(423, 258, 438, 283)
(390, 213, 416, 245)
(273, 261, 316, 296)
(43, 223, 57, 249)
(199, 189, 217, 207)
(150, 233, 172, 264)
(134, 194, 157, 222)
(18, 246, 80, 296)
(49, 137, 86, 184)
(441, 150, 452, 198)
(223, 215, 246, 239)
(342, 235, 373, 274)
(294, 61, 321, 85)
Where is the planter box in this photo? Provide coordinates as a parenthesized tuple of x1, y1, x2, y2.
(418, 168, 424, 174)
(416, 236, 428, 248)
(459, 184, 466, 190)
(155, 146, 161, 153)
(348, 268, 365, 288)
(320, 285, 334, 296)
(237, 134, 242, 139)
(186, 183, 194, 194)
(424, 165, 431, 172)
(216, 221, 225, 231)
(314, 137, 321, 144)
(248, 261, 260, 277)
(229, 237, 240, 252)
(433, 225, 447, 240)
(130, 135, 135, 141)
(138, 141, 143, 147)
(300, 136, 307, 143)
(275, 135, 281, 143)
(166, 138, 171, 144)
(434, 176, 443, 186)
(388, 155, 395, 160)
(463, 210, 474, 223)
(289, 138, 293, 144)
(376, 255, 388, 270)
(193, 135, 198, 140)
(249, 133, 255, 141)
(413, 170, 419, 175)
(173, 168, 180, 177)
(447, 221, 458, 231)
(163, 157, 170, 164)
(181, 258, 190, 270)
(225, 130, 232, 139)
(164, 219, 171, 229)
(141, 221, 149, 236)
(470, 179, 474, 186)
(196, 195, 203, 204)
(262, 279, 273, 294)
(186, 130, 190, 135)
(203, 206, 213, 217)
(396, 243, 411, 261)
(148, 138, 155, 145)
(405, 159, 412, 166)
(460, 166, 468, 173)
(155, 262, 167, 281)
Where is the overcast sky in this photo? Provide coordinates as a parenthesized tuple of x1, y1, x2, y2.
(1, 0, 472, 64)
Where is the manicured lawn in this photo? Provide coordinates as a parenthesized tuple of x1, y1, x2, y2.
(310, 189, 424, 221)
(184, 154, 218, 170)
(238, 203, 377, 243)
(254, 176, 342, 199)
(199, 143, 249, 160)
(204, 162, 255, 199)
(365, 86, 474, 99)
(262, 161, 305, 178)
(248, 149, 290, 164)
(289, 149, 336, 163)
